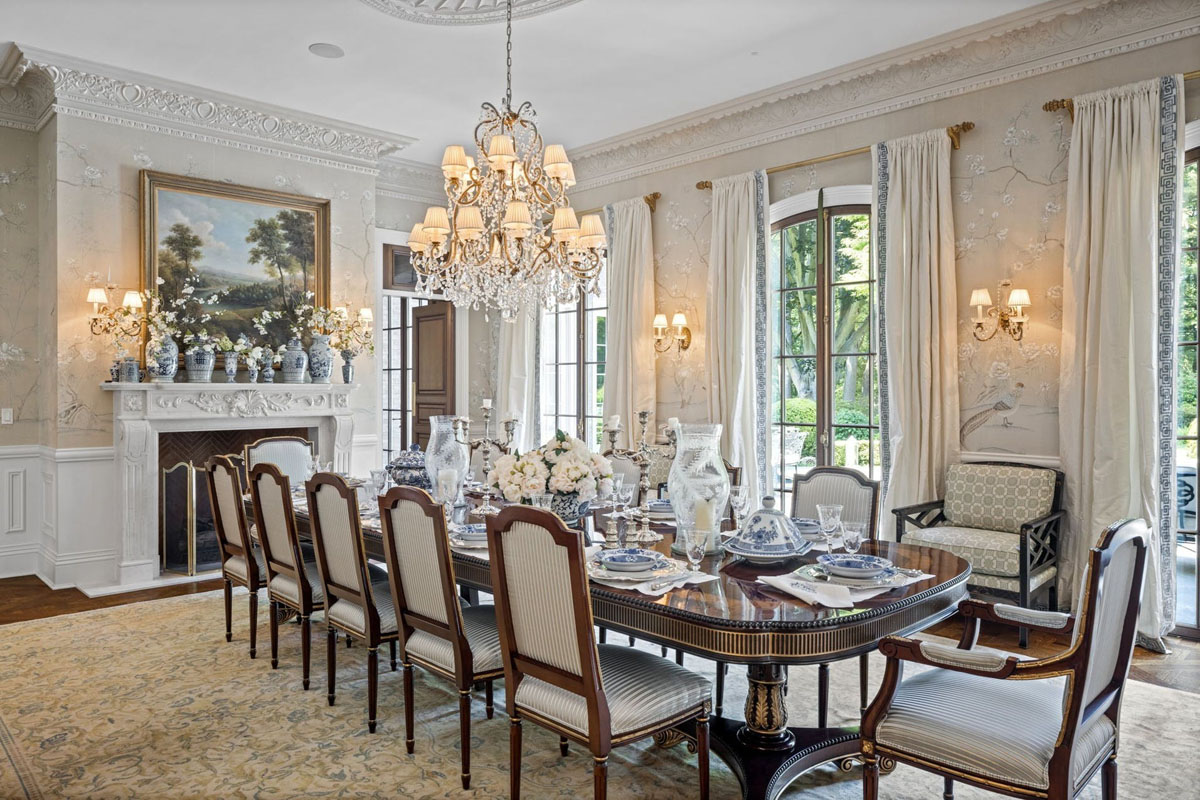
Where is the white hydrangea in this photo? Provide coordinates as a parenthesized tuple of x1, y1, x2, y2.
(487, 431, 613, 505)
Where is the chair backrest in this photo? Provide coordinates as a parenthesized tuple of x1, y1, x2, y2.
(378, 486, 471, 673)
(203, 455, 254, 569)
(306, 473, 376, 632)
(245, 436, 314, 487)
(488, 506, 611, 748)
(791, 467, 880, 537)
(942, 462, 1060, 533)
(248, 462, 307, 595)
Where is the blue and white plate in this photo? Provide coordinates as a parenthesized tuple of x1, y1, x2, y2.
(595, 548, 666, 573)
(725, 539, 811, 564)
(816, 553, 892, 578)
(453, 523, 488, 541)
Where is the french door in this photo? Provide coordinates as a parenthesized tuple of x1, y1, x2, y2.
(1175, 145, 1198, 638)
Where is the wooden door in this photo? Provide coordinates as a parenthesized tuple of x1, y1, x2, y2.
(412, 301, 456, 449)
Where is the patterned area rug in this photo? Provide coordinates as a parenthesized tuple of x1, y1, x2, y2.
(1, 590, 1197, 798)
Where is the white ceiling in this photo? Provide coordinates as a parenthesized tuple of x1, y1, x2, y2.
(3, 0, 1047, 164)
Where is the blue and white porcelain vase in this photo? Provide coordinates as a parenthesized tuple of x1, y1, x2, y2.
(281, 339, 307, 384)
(223, 352, 238, 382)
(184, 349, 215, 382)
(550, 492, 590, 526)
(261, 358, 275, 383)
(307, 334, 333, 384)
(146, 337, 178, 383)
(119, 356, 141, 384)
(341, 349, 355, 384)
(246, 359, 259, 383)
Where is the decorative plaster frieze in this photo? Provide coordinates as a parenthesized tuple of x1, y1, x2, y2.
(376, 155, 447, 204)
(0, 42, 30, 88)
(570, 0, 1200, 190)
(0, 67, 53, 132)
(357, 0, 582, 25)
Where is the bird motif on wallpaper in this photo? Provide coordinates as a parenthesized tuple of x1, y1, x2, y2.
(961, 381, 1025, 441)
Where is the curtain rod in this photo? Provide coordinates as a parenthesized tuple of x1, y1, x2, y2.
(576, 192, 661, 219)
(1043, 69, 1200, 122)
(695, 122, 974, 190)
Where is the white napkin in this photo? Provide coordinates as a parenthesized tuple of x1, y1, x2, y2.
(757, 571, 935, 608)
(805, 537, 843, 553)
(591, 571, 718, 596)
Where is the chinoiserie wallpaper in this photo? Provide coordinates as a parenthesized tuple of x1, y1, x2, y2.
(0, 126, 40, 446)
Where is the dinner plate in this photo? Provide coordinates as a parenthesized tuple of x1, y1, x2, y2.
(452, 523, 488, 541)
(724, 541, 810, 564)
(587, 559, 683, 582)
(816, 553, 892, 578)
(595, 548, 664, 572)
(449, 536, 489, 550)
(793, 563, 901, 587)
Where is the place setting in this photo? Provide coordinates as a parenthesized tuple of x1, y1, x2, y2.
(587, 546, 717, 596)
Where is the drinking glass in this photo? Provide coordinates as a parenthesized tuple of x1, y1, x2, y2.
(611, 475, 626, 511)
(683, 525, 706, 573)
(617, 484, 635, 517)
(842, 522, 865, 555)
(816, 504, 843, 552)
(532, 492, 552, 510)
(370, 469, 388, 496)
(729, 485, 750, 530)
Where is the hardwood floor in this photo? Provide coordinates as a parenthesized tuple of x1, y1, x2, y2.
(2, 575, 1198, 694)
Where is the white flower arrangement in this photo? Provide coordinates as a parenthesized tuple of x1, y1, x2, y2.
(488, 430, 613, 504)
(242, 345, 265, 366)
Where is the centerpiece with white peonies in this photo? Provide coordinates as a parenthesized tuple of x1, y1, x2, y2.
(489, 431, 613, 524)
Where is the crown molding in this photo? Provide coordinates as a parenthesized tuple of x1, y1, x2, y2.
(0, 45, 416, 173)
(0, 42, 30, 87)
(376, 155, 446, 204)
(570, 0, 1200, 191)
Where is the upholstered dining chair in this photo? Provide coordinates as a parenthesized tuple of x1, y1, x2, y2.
(487, 505, 712, 800)
(305, 472, 398, 732)
(378, 486, 503, 790)
(244, 435, 315, 487)
(248, 462, 326, 689)
(860, 518, 1148, 800)
(203, 455, 265, 659)
(791, 467, 881, 725)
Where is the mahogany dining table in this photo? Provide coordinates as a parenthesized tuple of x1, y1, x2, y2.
(284, 495, 972, 800)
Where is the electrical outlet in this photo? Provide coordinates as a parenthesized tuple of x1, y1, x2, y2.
(0, 408, 12, 425)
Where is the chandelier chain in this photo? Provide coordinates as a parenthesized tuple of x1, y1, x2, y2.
(505, 0, 513, 110)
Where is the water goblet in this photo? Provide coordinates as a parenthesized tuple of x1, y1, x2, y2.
(683, 525, 706, 573)
(816, 504, 843, 552)
(611, 475, 626, 510)
(729, 485, 750, 530)
(842, 522, 865, 555)
(370, 469, 388, 497)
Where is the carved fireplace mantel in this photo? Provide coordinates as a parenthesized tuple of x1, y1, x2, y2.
(102, 382, 357, 588)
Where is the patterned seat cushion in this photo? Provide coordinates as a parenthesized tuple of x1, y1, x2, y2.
(970, 566, 1057, 595)
(406, 605, 503, 675)
(904, 525, 1020, 577)
(327, 581, 397, 636)
(268, 561, 324, 607)
(514, 644, 711, 739)
(943, 464, 1056, 533)
(223, 547, 265, 584)
(876, 667, 1114, 790)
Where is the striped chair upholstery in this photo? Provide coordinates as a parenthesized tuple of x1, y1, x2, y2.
(245, 436, 314, 487)
(379, 487, 503, 789)
(489, 507, 711, 800)
(203, 455, 263, 659)
(860, 519, 1148, 800)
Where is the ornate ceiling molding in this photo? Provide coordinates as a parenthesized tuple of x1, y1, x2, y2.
(357, 0, 582, 25)
(376, 155, 447, 203)
(570, 0, 1200, 191)
(1, 46, 416, 173)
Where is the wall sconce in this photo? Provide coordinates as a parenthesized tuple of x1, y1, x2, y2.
(653, 312, 691, 353)
(86, 284, 143, 338)
(971, 279, 1030, 342)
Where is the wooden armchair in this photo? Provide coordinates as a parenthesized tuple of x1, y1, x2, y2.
(861, 518, 1147, 800)
(892, 461, 1065, 647)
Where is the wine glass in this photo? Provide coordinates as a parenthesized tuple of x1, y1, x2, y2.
(683, 525, 706, 573)
(611, 474, 626, 513)
(370, 469, 388, 497)
(532, 492, 552, 510)
(816, 504, 843, 553)
(842, 522, 865, 555)
(728, 485, 750, 530)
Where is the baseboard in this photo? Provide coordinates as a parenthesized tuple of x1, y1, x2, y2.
(79, 569, 222, 598)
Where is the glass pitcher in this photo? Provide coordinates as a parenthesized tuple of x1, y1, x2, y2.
(668, 423, 730, 555)
(424, 415, 467, 506)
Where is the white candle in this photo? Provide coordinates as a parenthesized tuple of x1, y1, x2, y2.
(607, 415, 620, 429)
(437, 468, 457, 501)
(482, 398, 492, 409)
(667, 417, 679, 430)
(694, 498, 714, 535)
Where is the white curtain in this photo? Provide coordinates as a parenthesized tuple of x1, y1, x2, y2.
(496, 307, 540, 452)
(706, 170, 768, 504)
(1059, 76, 1181, 651)
(603, 197, 657, 450)
(873, 129, 960, 530)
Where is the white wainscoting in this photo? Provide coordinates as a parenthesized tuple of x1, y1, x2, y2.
(0, 445, 42, 579)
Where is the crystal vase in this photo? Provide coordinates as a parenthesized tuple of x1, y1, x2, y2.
(424, 415, 467, 507)
(668, 423, 729, 556)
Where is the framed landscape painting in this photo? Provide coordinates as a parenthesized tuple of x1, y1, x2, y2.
(140, 170, 331, 350)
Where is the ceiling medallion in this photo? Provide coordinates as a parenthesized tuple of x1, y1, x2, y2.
(357, 0, 582, 26)
(408, 0, 606, 320)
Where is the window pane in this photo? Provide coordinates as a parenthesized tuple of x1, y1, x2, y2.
(587, 309, 606, 363)
(557, 311, 576, 362)
(832, 426, 872, 479)
(557, 363, 578, 416)
(782, 290, 817, 356)
(832, 284, 872, 354)
(770, 230, 781, 292)
(832, 356, 872, 427)
(586, 363, 605, 418)
(832, 213, 871, 282)
(541, 313, 556, 366)
(782, 219, 817, 287)
(541, 364, 557, 419)
(1179, 344, 1197, 436)
(1184, 160, 1197, 251)
(1182, 248, 1198, 343)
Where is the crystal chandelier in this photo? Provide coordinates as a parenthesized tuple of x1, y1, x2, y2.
(407, 0, 606, 320)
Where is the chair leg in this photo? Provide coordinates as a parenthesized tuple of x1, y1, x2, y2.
(661, 645, 668, 657)
(390, 639, 397, 671)
(367, 646, 379, 733)
(943, 777, 954, 799)
(863, 755, 879, 800)
(593, 756, 608, 800)
(714, 661, 726, 717)
(268, 599, 279, 669)
(403, 662, 415, 754)
(628, 636, 635, 646)
(560, 736, 569, 756)
(510, 717, 523, 800)
(817, 663, 830, 728)
(1102, 755, 1117, 800)
(697, 714, 710, 800)
(223, 579, 232, 642)
(326, 628, 337, 706)
(300, 615, 311, 690)
(459, 690, 472, 789)
(859, 652, 870, 717)
(485, 679, 495, 719)
(598, 627, 607, 644)
(675, 649, 684, 665)
(346, 633, 353, 648)
(1019, 626, 1029, 649)
(248, 590, 258, 659)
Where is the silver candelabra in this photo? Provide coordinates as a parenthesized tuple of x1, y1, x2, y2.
(453, 406, 515, 516)
(604, 410, 673, 544)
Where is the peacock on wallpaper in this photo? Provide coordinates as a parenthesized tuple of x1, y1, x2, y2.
(140, 170, 330, 347)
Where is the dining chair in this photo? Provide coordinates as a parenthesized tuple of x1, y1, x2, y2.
(860, 518, 1148, 800)
(488, 505, 712, 800)
(244, 435, 315, 487)
(305, 472, 398, 732)
(791, 467, 881, 725)
(378, 486, 503, 789)
(203, 455, 265, 659)
(248, 462, 325, 689)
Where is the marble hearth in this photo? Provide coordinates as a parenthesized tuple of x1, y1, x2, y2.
(102, 382, 357, 589)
